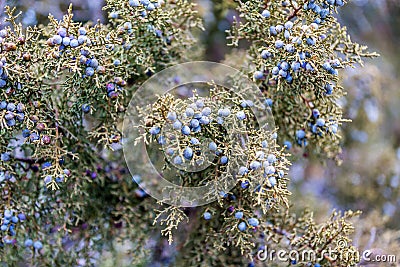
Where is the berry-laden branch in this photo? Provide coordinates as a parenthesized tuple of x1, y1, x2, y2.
(0, 0, 384, 266)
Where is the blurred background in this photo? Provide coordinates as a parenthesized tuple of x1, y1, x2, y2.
(3, 0, 399, 264)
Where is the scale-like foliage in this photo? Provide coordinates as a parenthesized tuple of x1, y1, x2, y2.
(0, 1, 385, 266)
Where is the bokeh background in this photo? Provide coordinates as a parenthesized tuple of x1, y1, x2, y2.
(3, 0, 399, 265)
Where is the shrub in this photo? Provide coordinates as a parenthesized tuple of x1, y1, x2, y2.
(0, 1, 386, 266)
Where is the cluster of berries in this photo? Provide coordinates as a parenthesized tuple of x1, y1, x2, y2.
(294, 109, 339, 147)
(0, 101, 25, 127)
(1, 209, 26, 243)
(296, 129, 307, 147)
(322, 59, 340, 76)
(128, 0, 162, 13)
(0, 57, 8, 89)
(255, 47, 320, 82)
(310, 109, 339, 135)
(149, 99, 227, 166)
(22, 122, 52, 145)
(238, 144, 283, 189)
(204, 210, 260, 232)
(304, 0, 344, 24)
(47, 27, 106, 77)
(106, 78, 127, 99)
(24, 238, 43, 250)
(0, 171, 15, 183)
(110, 0, 162, 19)
(79, 47, 105, 77)
(43, 173, 66, 185)
(48, 27, 89, 50)
(237, 215, 259, 232)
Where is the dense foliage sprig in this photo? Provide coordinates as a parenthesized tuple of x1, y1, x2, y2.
(226, 0, 378, 163)
(0, 0, 386, 266)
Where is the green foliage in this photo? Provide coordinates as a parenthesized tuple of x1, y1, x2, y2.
(0, 0, 390, 267)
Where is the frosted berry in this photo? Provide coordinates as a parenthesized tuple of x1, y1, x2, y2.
(57, 28, 67, 37)
(270, 26, 277, 35)
(0, 101, 7, 109)
(201, 107, 211, 116)
(149, 126, 160, 135)
(238, 166, 249, 176)
(284, 21, 293, 29)
(146, 3, 155, 11)
(261, 10, 270, 18)
(181, 126, 191, 135)
(325, 83, 334, 95)
(195, 99, 204, 109)
(173, 156, 183, 165)
(24, 239, 33, 247)
(157, 136, 166, 145)
(85, 67, 94, 76)
(11, 216, 18, 223)
(296, 130, 306, 139)
(70, 39, 79, 47)
(269, 176, 277, 187)
(6, 119, 15, 127)
(166, 148, 174, 156)
(275, 25, 284, 33)
(1, 153, 10, 162)
(167, 111, 177, 121)
(16, 103, 25, 112)
(265, 166, 276, 175)
(275, 40, 284, 49)
(219, 108, 231, 117)
(236, 111, 246, 120)
(82, 104, 91, 113)
(220, 156, 228, 164)
(208, 142, 217, 151)
(6, 103, 16, 112)
(238, 222, 247, 231)
(90, 58, 99, 68)
(199, 116, 210, 125)
(265, 98, 273, 107)
(316, 118, 325, 127)
(109, 11, 118, 19)
(62, 37, 71, 46)
(203, 212, 212, 220)
(248, 217, 259, 227)
(185, 107, 195, 117)
(33, 241, 43, 250)
(172, 120, 182, 130)
(129, 0, 140, 6)
(306, 37, 316, 46)
(250, 161, 261, 170)
(283, 140, 292, 149)
(235, 211, 243, 219)
(183, 147, 193, 160)
(190, 119, 200, 128)
(253, 71, 264, 80)
(190, 138, 199, 145)
(267, 154, 276, 163)
(312, 109, 320, 118)
(261, 50, 272, 59)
